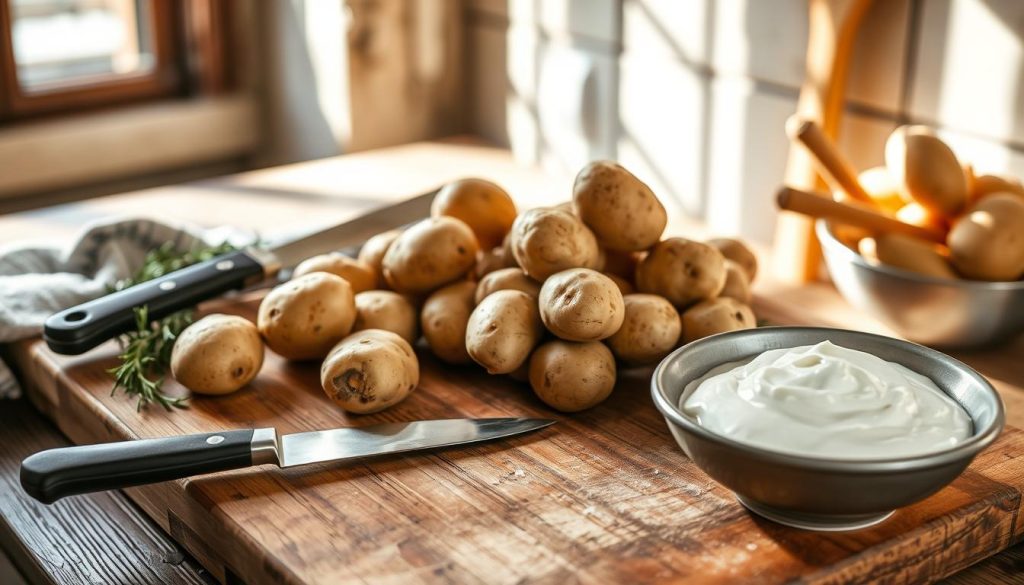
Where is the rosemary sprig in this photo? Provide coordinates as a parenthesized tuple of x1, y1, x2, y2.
(108, 241, 237, 411)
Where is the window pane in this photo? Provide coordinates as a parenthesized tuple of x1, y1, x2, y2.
(11, 0, 156, 91)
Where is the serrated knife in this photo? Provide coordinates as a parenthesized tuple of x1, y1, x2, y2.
(43, 189, 438, 355)
(20, 417, 554, 504)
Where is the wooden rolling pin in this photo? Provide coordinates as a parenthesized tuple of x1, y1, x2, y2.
(776, 187, 946, 243)
(785, 115, 874, 204)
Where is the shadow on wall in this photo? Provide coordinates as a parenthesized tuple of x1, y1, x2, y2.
(258, 0, 340, 166)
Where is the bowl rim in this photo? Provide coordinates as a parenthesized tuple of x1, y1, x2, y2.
(651, 326, 1006, 473)
(815, 219, 1024, 291)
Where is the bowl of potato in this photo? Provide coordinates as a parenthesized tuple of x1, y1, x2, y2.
(814, 125, 1024, 348)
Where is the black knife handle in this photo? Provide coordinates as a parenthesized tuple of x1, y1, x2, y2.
(20, 429, 258, 504)
(43, 249, 266, 355)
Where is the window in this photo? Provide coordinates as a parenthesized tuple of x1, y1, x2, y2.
(0, 0, 232, 121)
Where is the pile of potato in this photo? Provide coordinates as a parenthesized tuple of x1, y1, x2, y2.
(852, 125, 1024, 281)
(170, 162, 761, 414)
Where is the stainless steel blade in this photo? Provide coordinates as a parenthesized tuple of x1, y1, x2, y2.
(265, 188, 437, 271)
(278, 418, 554, 468)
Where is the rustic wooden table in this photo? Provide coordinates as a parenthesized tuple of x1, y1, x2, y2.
(0, 138, 1020, 584)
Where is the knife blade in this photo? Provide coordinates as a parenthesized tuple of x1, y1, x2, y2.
(43, 189, 437, 355)
(20, 417, 554, 504)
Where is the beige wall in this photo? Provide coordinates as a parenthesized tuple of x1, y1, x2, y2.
(465, 0, 1024, 244)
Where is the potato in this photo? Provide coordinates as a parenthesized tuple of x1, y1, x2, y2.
(465, 290, 543, 374)
(475, 267, 541, 304)
(320, 329, 418, 414)
(885, 126, 967, 217)
(421, 281, 476, 364)
(602, 248, 641, 281)
(382, 217, 480, 294)
(718, 260, 752, 304)
(860, 233, 954, 278)
(258, 273, 356, 360)
(858, 234, 957, 279)
(431, 178, 518, 250)
(572, 161, 667, 251)
(292, 253, 376, 293)
(681, 297, 755, 343)
(895, 202, 948, 234)
(509, 207, 601, 280)
(970, 174, 1024, 202)
(358, 230, 401, 288)
(474, 246, 515, 279)
(948, 193, 1024, 281)
(604, 272, 634, 295)
(171, 314, 264, 395)
(857, 166, 904, 213)
(636, 238, 726, 308)
(352, 291, 418, 344)
(605, 294, 681, 365)
(529, 341, 616, 412)
(539, 269, 625, 341)
(707, 237, 757, 282)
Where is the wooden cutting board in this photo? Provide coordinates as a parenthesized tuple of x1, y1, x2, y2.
(10, 291, 1024, 585)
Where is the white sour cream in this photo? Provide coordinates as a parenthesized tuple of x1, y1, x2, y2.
(680, 341, 971, 459)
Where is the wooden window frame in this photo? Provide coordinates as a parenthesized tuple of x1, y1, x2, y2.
(0, 0, 232, 122)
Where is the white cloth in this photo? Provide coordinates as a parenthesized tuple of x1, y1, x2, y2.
(0, 218, 252, 398)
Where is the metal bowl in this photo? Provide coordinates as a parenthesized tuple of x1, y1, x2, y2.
(651, 326, 1004, 531)
(816, 219, 1024, 349)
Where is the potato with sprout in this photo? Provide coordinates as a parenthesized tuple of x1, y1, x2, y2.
(320, 329, 418, 414)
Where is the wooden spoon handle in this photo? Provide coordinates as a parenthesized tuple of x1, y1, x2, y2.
(785, 115, 874, 204)
(776, 187, 946, 243)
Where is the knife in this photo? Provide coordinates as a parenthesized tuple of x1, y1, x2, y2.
(20, 417, 553, 504)
(43, 189, 438, 355)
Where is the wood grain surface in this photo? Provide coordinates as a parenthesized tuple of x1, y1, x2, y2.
(10, 291, 1024, 585)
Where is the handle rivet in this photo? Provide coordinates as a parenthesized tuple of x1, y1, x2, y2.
(206, 435, 225, 445)
(215, 260, 235, 271)
(159, 281, 176, 291)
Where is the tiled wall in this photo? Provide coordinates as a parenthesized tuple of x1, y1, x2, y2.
(465, 0, 1024, 244)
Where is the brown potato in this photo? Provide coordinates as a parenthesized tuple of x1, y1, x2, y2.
(475, 267, 541, 304)
(474, 246, 515, 279)
(171, 314, 264, 395)
(509, 207, 601, 280)
(706, 237, 757, 282)
(858, 234, 957, 279)
(857, 166, 904, 213)
(529, 341, 616, 412)
(636, 238, 726, 308)
(572, 161, 667, 251)
(885, 125, 967, 217)
(352, 291, 418, 344)
(382, 217, 480, 294)
(257, 273, 356, 360)
(681, 297, 755, 343)
(420, 281, 477, 364)
(605, 294, 681, 364)
(604, 272, 634, 295)
(293, 253, 376, 293)
(358, 230, 401, 288)
(948, 193, 1024, 281)
(602, 248, 641, 281)
(718, 260, 752, 304)
(539, 269, 625, 341)
(320, 329, 418, 414)
(465, 290, 543, 374)
(970, 174, 1024, 202)
(432, 178, 518, 249)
